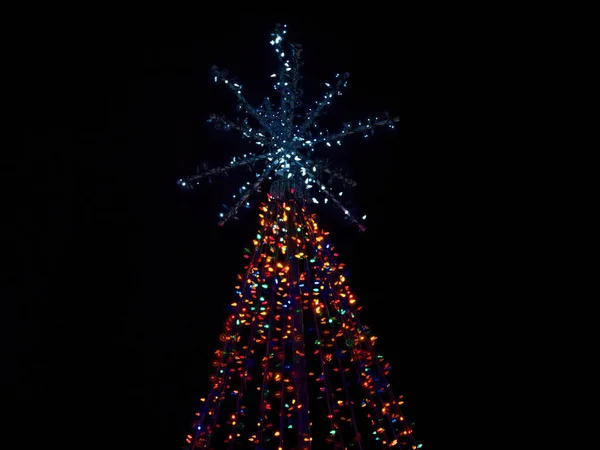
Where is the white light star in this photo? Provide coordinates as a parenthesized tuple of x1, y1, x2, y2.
(178, 24, 399, 230)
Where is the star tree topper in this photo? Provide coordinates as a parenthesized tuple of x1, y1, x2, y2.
(177, 23, 399, 231)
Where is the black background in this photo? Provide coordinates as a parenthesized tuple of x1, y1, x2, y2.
(7, 7, 519, 450)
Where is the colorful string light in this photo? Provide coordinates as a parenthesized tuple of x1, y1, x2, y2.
(184, 192, 419, 449)
(179, 24, 420, 449)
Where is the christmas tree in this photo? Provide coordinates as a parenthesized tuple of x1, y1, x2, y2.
(178, 24, 420, 450)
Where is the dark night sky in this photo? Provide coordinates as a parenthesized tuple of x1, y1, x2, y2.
(6, 7, 512, 450)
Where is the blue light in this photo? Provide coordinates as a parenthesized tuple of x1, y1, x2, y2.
(178, 24, 399, 230)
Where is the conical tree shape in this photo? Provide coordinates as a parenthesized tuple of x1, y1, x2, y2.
(184, 182, 417, 450)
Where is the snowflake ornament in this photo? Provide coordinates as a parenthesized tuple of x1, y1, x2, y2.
(177, 23, 399, 230)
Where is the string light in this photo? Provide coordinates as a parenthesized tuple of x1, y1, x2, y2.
(178, 24, 420, 450)
(177, 23, 399, 231)
(184, 197, 419, 449)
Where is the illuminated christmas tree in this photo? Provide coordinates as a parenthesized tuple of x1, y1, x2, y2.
(178, 24, 420, 450)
